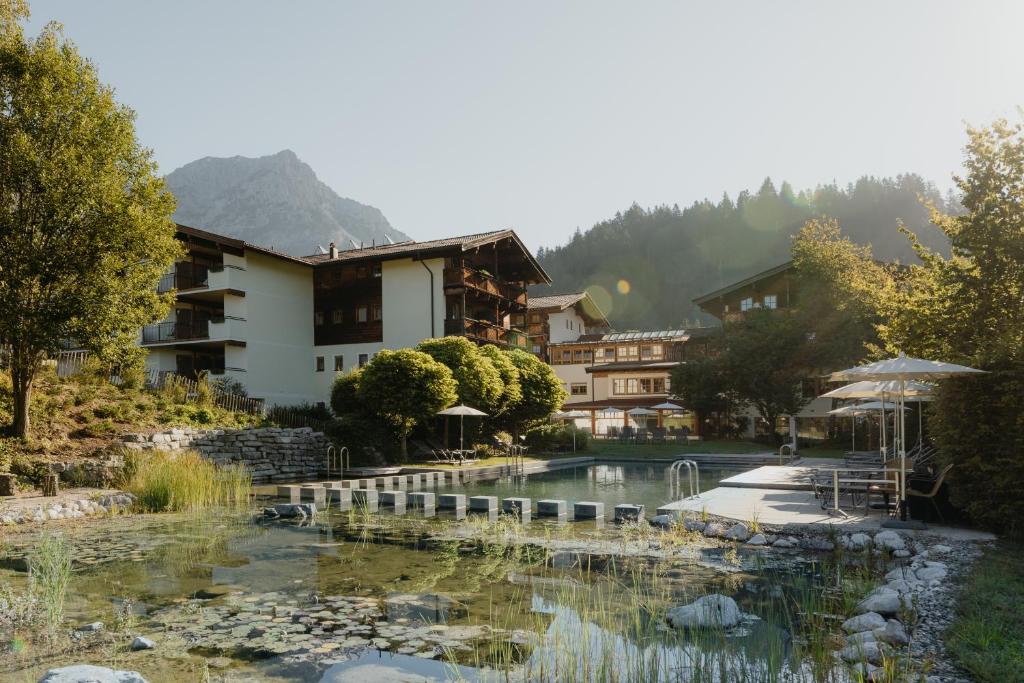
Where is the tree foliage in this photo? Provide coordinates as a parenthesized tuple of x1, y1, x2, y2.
(329, 369, 362, 416)
(356, 349, 457, 460)
(880, 118, 1024, 533)
(477, 344, 522, 423)
(0, 3, 180, 436)
(416, 336, 504, 414)
(669, 355, 735, 434)
(500, 349, 567, 436)
(535, 175, 956, 329)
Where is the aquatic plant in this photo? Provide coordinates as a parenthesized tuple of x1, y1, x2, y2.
(122, 449, 251, 513)
(27, 533, 73, 634)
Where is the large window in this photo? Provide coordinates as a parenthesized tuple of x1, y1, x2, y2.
(315, 356, 325, 372)
(740, 297, 754, 312)
(358, 353, 369, 368)
(357, 305, 368, 323)
(570, 383, 588, 396)
(612, 375, 670, 395)
(333, 355, 344, 372)
(763, 294, 777, 309)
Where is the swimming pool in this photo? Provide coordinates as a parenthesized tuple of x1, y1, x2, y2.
(453, 461, 739, 515)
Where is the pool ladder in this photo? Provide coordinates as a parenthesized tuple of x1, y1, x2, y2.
(325, 445, 349, 479)
(669, 459, 701, 500)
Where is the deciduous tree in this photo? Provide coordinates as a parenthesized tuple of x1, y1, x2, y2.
(501, 349, 566, 437)
(0, 2, 180, 436)
(357, 349, 457, 460)
(416, 337, 504, 413)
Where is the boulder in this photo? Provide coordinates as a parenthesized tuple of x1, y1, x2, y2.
(771, 538, 794, 548)
(650, 514, 673, 529)
(130, 636, 155, 651)
(702, 522, 726, 538)
(76, 622, 104, 632)
(874, 619, 910, 646)
(845, 630, 877, 646)
(873, 530, 906, 552)
(842, 611, 886, 634)
(915, 562, 948, 582)
(666, 594, 742, 629)
(839, 641, 888, 665)
(855, 588, 906, 616)
(746, 534, 768, 546)
(723, 523, 750, 542)
(273, 503, 316, 519)
(930, 544, 952, 555)
(683, 518, 707, 533)
(38, 665, 148, 683)
(845, 532, 873, 550)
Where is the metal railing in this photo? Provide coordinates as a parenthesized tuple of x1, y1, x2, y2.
(669, 459, 700, 500)
(142, 319, 211, 344)
(325, 445, 350, 479)
(811, 466, 906, 518)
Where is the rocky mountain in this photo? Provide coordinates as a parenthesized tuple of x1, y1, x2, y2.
(165, 150, 408, 256)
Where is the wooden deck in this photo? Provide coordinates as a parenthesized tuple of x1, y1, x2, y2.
(657, 486, 879, 528)
(717, 465, 820, 491)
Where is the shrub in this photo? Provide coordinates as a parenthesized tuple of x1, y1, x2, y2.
(122, 449, 252, 513)
(10, 454, 50, 488)
(524, 423, 589, 452)
(117, 362, 147, 390)
(211, 375, 247, 397)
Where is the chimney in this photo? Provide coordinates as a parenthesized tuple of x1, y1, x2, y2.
(329, 242, 337, 259)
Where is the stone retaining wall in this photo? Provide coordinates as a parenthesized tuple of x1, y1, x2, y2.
(122, 427, 329, 484)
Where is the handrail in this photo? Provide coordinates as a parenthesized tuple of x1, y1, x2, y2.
(326, 445, 350, 479)
(669, 459, 700, 500)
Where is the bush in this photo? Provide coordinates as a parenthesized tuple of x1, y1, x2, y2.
(122, 449, 252, 512)
(211, 375, 247, 397)
(326, 414, 397, 465)
(524, 423, 589, 452)
(10, 454, 50, 488)
(930, 367, 1024, 535)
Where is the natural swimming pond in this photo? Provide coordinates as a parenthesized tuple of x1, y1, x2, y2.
(454, 461, 738, 515)
(1, 503, 876, 682)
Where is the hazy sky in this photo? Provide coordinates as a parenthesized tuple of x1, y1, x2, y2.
(25, 1, 1024, 249)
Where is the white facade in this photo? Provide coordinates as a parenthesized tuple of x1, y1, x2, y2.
(546, 308, 588, 345)
(552, 363, 591, 403)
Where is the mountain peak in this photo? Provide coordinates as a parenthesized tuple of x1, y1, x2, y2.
(165, 151, 409, 256)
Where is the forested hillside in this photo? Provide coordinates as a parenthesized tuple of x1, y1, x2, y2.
(533, 175, 955, 329)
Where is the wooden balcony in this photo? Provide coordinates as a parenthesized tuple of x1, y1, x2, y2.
(444, 317, 528, 349)
(443, 266, 527, 308)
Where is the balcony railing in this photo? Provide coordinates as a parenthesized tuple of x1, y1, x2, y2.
(157, 263, 211, 293)
(142, 319, 210, 344)
(445, 317, 528, 349)
(443, 266, 527, 306)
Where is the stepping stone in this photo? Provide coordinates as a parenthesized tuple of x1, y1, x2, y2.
(326, 488, 352, 508)
(374, 477, 394, 490)
(438, 494, 466, 510)
(469, 496, 498, 513)
(299, 486, 326, 506)
(380, 491, 407, 513)
(351, 489, 379, 511)
(356, 479, 376, 490)
(276, 485, 301, 503)
(408, 492, 435, 512)
(503, 497, 531, 516)
(537, 500, 568, 517)
(574, 501, 605, 519)
(406, 474, 423, 489)
(614, 504, 645, 523)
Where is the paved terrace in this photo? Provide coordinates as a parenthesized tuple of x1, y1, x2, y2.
(659, 463, 994, 541)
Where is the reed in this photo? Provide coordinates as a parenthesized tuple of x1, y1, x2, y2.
(122, 449, 252, 513)
(27, 533, 73, 635)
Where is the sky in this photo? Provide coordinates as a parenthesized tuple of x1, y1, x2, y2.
(24, 1, 1024, 250)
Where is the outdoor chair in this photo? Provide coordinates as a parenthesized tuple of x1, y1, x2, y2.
(651, 427, 667, 444)
(619, 426, 635, 444)
(811, 469, 868, 511)
(907, 464, 954, 522)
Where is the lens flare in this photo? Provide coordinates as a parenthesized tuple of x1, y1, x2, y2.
(616, 279, 631, 295)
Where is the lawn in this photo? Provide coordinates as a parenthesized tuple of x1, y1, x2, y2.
(588, 439, 770, 459)
(945, 542, 1024, 682)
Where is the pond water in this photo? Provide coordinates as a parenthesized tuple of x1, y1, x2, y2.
(1, 506, 866, 682)
(455, 462, 737, 514)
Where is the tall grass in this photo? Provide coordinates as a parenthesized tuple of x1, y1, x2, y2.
(28, 533, 73, 635)
(121, 449, 252, 512)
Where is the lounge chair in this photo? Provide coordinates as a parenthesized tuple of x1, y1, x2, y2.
(908, 464, 954, 522)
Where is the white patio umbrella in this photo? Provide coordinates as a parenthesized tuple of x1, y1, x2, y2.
(436, 404, 488, 453)
(830, 353, 985, 519)
(597, 407, 622, 417)
(627, 407, 658, 428)
(829, 404, 871, 449)
(651, 402, 685, 411)
(822, 380, 934, 455)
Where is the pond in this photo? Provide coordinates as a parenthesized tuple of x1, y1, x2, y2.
(454, 462, 737, 514)
(1, 506, 870, 682)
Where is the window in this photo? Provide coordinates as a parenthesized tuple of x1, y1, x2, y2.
(565, 319, 569, 329)
(315, 356, 325, 372)
(371, 303, 382, 321)
(613, 378, 626, 395)
(358, 353, 369, 368)
(626, 378, 638, 394)
(570, 383, 588, 396)
(331, 309, 343, 324)
(641, 346, 653, 360)
(653, 378, 666, 393)
(333, 355, 344, 372)
(372, 264, 382, 278)
(532, 344, 542, 354)
(640, 378, 653, 393)
(650, 344, 663, 359)
(530, 313, 542, 323)
(314, 311, 325, 326)
(573, 349, 583, 362)
(763, 294, 777, 309)
(357, 305, 368, 323)
(603, 347, 615, 360)
(740, 297, 754, 312)
(582, 349, 592, 362)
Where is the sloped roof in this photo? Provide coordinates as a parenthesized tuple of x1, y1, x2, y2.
(527, 292, 587, 310)
(176, 224, 312, 267)
(692, 261, 794, 305)
(304, 229, 551, 284)
(548, 328, 699, 347)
